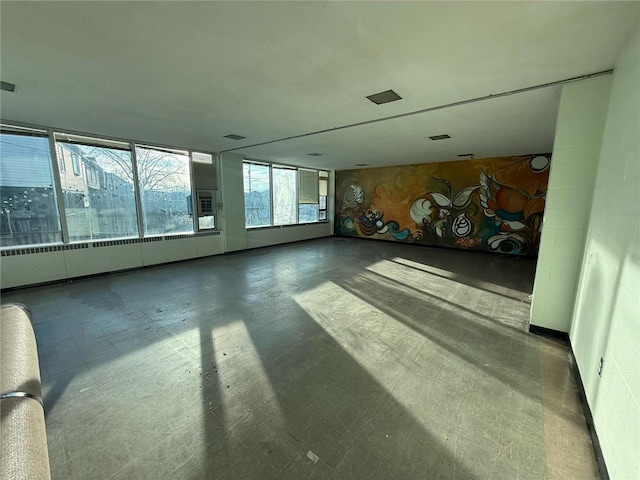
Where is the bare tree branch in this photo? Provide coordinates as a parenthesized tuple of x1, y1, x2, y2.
(82, 145, 188, 192)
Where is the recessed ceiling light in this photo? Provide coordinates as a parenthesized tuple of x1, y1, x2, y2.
(429, 134, 451, 141)
(0, 81, 16, 93)
(356, 163, 368, 167)
(224, 134, 246, 140)
(366, 89, 402, 105)
(307, 153, 323, 156)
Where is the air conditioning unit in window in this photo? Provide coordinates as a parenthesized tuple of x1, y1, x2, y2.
(195, 190, 216, 230)
(196, 190, 214, 216)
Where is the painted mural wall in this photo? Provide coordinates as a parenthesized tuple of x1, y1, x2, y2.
(335, 154, 550, 256)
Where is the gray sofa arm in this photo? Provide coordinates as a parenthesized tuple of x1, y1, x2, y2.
(1, 303, 52, 480)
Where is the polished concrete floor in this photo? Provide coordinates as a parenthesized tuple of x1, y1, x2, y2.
(1, 237, 599, 479)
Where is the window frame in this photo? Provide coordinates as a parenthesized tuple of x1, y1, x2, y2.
(134, 144, 195, 237)
(242, 158, 329, 229)
(54, 136, 139, 242)
(0, 125, 64, 247)
(0, 121, 220, 250)
(243, 160, 273, 228)
(272, 164, 298, 226)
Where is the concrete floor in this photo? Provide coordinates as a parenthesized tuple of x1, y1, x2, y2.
(1, 237, 599, 480)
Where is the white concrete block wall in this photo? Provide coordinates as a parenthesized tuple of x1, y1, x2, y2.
(0, 235, 225, 289)
(0, 251, 67, 287)
(195, 234, 224, 258)
(65, 243, 143, 277)
(140, 238, 199, 266)
(570, 27, 640, 480)
(530, 75, 612, 331)
(246, 222, 332, 249)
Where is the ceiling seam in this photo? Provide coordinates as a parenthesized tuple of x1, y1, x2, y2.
(220, 69, 613, 154)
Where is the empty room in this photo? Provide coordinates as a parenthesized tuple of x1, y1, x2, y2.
(1, 2, 638, 480)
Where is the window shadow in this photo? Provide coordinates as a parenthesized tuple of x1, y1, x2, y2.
(2, 237, 560, 479)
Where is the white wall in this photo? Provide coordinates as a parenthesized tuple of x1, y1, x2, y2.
(530, 75, 612, 331)
(1, 250, 68, 288)
(0, 234, 225, 289)
(219, 152, 248, 252)
(247, 223, 331, 249)
(570, 28, 640, 480)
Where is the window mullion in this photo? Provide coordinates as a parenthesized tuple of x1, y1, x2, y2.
(269, 164, 275, 226)
(189, 152, 197, 232)
(295, 171, 300, 224)
(130, 142, 145, 238)
(47, 127, 69, 244)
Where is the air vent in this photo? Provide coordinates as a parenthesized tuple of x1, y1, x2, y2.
(356, 163, 368, 167)
(1, 81, 16, 93)
(224, 134, 246, 140)
(458, 153, 474, 158)
(429, 134, 451, 141)
(307, 153, 323, 157)
(366, 89, 402, 105)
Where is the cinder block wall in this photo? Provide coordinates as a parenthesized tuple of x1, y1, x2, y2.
(570, 27, 640, 480)
(530, 75, 611, 332)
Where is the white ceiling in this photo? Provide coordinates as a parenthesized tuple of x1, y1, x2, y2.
(1, 1, 638, 170)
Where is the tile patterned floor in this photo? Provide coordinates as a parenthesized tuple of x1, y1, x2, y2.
(1, 238, 599, 479)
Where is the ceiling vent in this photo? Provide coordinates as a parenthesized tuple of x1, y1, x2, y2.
(429, 134, 451, 141)
(0, 81, 16, 93)
(307, 153, 323, 157)
(366, 89, 402, 105)
(224, 134, 246, 140)
(458, 153, 474, 158)
(356, 163, 368, 167)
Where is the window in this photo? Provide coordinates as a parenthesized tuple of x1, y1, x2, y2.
(243, 160, 328, 228)
(196, 190, 216, 230)
(192, 152, 217, 230)
(55, 134, 138, 241)
(319, 171, 328, 220)
(1, 123, 221, 251)
(243, 162, 271, 227)
(71, 153, 81, 175)
(0, 126, 63, 247)
(299, 203, 319, 222)
(299, 169, 319, 222)
(135, 145, 193, 235)
(272, 166, 297, 225)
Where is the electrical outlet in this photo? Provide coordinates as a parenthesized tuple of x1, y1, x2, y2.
(598, 357, 604, 377)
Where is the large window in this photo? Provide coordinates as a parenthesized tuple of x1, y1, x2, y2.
(1, 122, 332, 250)
(0, 123, 219, 249)
(319, 171, 328, 220)
(55, 134, 138, 241)
(273, 166, 297, 225)
(0, 127, 62, 247)
(192, 152, 217, 230)
(243, 162, 271, 227)
(135, 146, 193, 235)
(243, 160, 328, 228)
(298, 169, 322, 222)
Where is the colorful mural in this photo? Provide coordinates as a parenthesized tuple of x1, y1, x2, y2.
(335, 154, 550, 256)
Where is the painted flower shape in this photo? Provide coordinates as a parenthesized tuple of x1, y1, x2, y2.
(487, 233, 527, 254)
(452, 212, 472, 237)
(345, 184, 364, 205)
(410, 198, 434, 225)
(480, 172, 528, 231)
